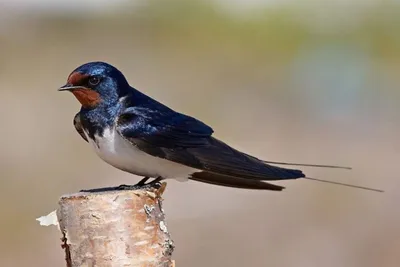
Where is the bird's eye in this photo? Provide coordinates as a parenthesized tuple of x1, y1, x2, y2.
(88, 76, 100, 86)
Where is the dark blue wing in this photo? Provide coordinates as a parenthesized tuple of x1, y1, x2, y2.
(116, 106, 304, 181)
(117, 106, 213, 148)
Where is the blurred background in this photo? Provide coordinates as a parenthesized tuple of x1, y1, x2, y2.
(0, 0, 399, 266)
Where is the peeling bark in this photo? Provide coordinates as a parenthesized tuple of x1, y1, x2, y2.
(56, 184, 174, 267)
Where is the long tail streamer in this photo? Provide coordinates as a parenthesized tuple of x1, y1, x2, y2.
(263, 160, 352, 170)
(305, 177, 384, 192)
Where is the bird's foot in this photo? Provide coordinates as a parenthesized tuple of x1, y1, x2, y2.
(79, 177, 163, 193)
(115, 183, 162, 191)
(130, 176, 163, 189)
(79, 185, 129, 193)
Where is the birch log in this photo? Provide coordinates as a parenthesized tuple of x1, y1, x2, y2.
(56, 183, 174, 267)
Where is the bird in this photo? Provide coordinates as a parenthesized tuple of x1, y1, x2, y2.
(58, 62, 382, 192)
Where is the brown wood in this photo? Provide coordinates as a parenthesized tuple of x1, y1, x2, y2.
(57, 183, 174, 267)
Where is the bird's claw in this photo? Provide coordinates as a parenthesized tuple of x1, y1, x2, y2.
(115, 184, 137, 190)
(112, 182, 162, 191)
(115, 183, 162, 190)
(79, 179, 162, 193)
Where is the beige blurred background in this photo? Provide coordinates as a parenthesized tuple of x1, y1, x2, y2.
(0, 0, 399, 266)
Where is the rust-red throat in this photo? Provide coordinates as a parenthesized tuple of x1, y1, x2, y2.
(67, 72, 101, 108)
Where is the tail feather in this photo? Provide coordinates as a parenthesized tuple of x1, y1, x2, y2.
(190, 171, 285, 191)
(263, 160, 352, 170)
(304, 177, 384, 192)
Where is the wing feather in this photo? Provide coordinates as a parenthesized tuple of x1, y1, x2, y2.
(116, 107, 304, 181)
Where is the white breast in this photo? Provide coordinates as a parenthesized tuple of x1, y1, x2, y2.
(85, 127, 199, 181)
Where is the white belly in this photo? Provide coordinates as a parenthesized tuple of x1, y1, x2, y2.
(85, 127, 199, 181)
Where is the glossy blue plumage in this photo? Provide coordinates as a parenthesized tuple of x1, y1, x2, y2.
(65, 62, 306, 191)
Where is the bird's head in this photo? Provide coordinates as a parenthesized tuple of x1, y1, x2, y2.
(58, 62, 129, 109)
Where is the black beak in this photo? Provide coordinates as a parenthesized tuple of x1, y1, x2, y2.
(58, 84, 86, 91)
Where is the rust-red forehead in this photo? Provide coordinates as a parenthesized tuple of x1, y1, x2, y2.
(67, 72, 89, 86)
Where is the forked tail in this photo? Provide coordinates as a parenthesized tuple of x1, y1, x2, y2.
(264, 160, 383, 192)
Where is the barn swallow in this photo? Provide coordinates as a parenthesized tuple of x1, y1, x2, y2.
(58, 62, 382, 192)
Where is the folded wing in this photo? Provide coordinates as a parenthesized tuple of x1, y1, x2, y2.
(116, 106, 304, 189)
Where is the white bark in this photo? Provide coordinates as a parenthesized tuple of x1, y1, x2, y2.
(54, 184, 174, 267)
